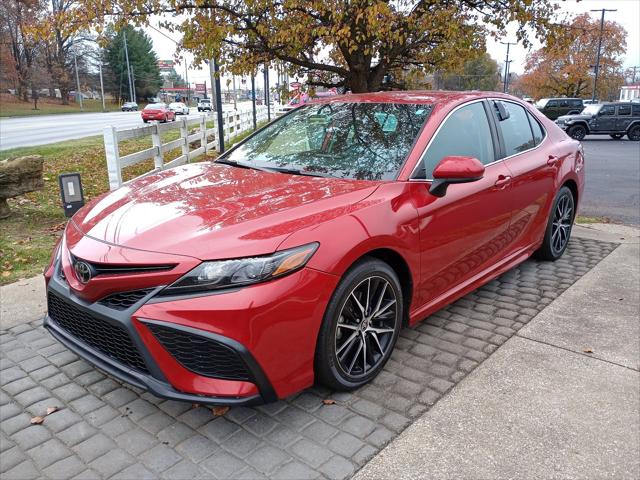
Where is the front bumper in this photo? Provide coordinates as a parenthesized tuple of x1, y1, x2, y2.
(44, 255, 339, 404)
(44, 263, 274, 405)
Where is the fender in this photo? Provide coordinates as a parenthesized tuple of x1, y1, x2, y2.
(278, 182, 421, 285)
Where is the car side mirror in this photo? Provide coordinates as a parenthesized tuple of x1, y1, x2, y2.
(429, 156, 485, 198)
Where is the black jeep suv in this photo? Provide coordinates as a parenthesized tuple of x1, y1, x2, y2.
(555, 102, 640, 141)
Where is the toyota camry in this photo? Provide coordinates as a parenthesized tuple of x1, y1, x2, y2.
(44, 91, 584, 405)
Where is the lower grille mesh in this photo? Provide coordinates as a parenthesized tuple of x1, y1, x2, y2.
(47, 292, 149, 373)
(146, 323, 251, 381)
(98, 289, 153, 310)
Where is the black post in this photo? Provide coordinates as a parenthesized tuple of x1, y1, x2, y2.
(501, 41, 515, 93)
(251, 75, 257, 130)
(591, 8, 617, 102)
(213, 58, 225, 153)
(264, 65, 270, 121)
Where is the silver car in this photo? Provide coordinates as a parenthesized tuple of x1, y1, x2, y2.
(169, 102, 190, 115)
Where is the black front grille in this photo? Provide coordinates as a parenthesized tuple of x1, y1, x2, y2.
(98, 289, 153, 310)
(146, 323, 251, 381)
(47, 292, 149, 373)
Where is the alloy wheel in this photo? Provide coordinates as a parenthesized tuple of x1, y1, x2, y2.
(334, 276, 398, 379)
(551, 193, 573, 255)
(628, 126, 640, 141)
(568, 125, 586, 140)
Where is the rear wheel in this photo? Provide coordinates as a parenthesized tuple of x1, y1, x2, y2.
(628, 125, 640, 141)
(610, 134, 624, 140)
(315, 258, 403, 390)
(535, 186, 575, 261)
(567, 124, 587, 140)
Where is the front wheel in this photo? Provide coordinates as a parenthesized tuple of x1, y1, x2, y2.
(610, 134, 624, 140)
(567, 125, 587, 141)
(315, 258, 403, 391)
(628, 125, 640, 141)
(535, 186, 575, 261)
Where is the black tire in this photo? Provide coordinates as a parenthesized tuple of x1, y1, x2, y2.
(610, 134, 624, 140)
(567, 124, 587, 141)
(315, 258, 403, 391)
(628, 125, 640, 141)
(535, 186, 575, 261)
(143, 119, 148, 123)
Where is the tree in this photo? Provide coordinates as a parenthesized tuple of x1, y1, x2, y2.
(164, 67, 186, 87)
(441, 52, 500, 91)
(519, 13, 626, 100)
(103, 26, 162, 102)
(65, 0, 561, 93)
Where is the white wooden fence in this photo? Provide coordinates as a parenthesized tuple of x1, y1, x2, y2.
(103, 106, 268, 190)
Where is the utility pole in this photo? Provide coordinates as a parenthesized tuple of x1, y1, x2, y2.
(131, 67, 136, 103)
(213, 57, 225, 153)
(263, 65, 270, 121)
(73, 53, 83, 111)
(208, 59, 217, 110)
(251, 74, 257, 130)
(122, 31, 134, 102)
(184, 60, 189, 104)
(501, 41, 516, 93)
(591, 8, 617, 102)
(98, 62, 105, 111)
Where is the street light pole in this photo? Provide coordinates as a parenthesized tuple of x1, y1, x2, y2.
(501, 41, 516, 94)
(122, 31, 134, 102)
(591, 8, 617, 102)
(251, 74, 257, 130)
(73, 53, 83, 111)
(98, 62, 105, 111)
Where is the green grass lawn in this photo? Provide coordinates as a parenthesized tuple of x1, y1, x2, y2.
(0, 98, 129, 117)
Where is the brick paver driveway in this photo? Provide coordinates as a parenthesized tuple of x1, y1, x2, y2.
(1, 237, 617, 479)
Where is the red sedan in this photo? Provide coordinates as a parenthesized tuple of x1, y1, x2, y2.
(141, 103, 176, 123)
(44, 91, 584, 405)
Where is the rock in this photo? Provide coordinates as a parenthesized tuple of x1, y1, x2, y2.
(0, 155, 44, 219)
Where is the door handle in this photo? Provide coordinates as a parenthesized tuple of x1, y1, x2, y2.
(494, 175, 511, 188)
(547, 155, 560, 166)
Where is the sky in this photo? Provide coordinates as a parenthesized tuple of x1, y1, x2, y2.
(146, 0, 640, 89)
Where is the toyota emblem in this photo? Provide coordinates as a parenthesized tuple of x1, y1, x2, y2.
(73, 260, 92, 284)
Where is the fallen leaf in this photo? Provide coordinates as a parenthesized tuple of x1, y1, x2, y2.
(191, 403, 201, 409)
(1, 272, 10, 278)
(322, 399, 336, 405)
(46, 406, 58, 415)
(212, 406, 230, 416)
(583, 348, 594, 354)
(30, 416, 45, 425)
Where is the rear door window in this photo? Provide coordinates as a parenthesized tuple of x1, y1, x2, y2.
(415, 101, 495, 179)
(617, 104, 631, 116)
(495, 101, 536, 157)
(527, 112, 545, 145)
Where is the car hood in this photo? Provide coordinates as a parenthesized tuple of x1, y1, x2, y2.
(72, 163, 378, 260)
(557, 114, 591, 122)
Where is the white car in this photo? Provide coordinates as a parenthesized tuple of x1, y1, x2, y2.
(197, 98, 212, 112)
(169, 102, 189, 115)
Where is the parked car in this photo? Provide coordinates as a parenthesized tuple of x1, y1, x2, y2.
(535, 97, 584, 120)
(197, 98, 212, 112)
(555, 102, 640, 141)
(169, 102, 190, 115)
(121, 102, 138, 112)
(141, 103, 176, 123)
(44, 91, 583, 406)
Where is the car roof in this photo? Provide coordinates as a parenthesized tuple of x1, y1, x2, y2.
(308, 90, 519, 106)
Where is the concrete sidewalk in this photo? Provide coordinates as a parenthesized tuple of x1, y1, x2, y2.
(355, 224, 640, 480)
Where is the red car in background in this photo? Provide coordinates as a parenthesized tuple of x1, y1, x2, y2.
(44, 91, 584, 406)
(141, 103, 176, 123)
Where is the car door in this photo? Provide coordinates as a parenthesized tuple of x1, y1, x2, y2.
(594, 104, 616, 131)
(616, 104, 633, 131)
(408, 100, 515, 307)
(490, 99, 557, 250)
(544, 99, 560, 119)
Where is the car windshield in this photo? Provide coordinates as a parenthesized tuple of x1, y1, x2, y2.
(581, 104, 601, 115)
(200, 99, 211, 103)
(145, 103, 165, 109)
(170, 103, 183, 107)
(535, 99, 549, 108)
(225, 102, 433, 181)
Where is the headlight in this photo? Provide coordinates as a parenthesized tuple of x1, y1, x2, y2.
(161, 243, 319, 295)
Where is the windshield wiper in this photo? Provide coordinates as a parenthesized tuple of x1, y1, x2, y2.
(266, 166, 335, 178)
(215, 158, 272, 173)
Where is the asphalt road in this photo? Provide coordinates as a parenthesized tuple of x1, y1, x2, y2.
(580, 136, 640, 226)
(0, 106, 237, 151)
